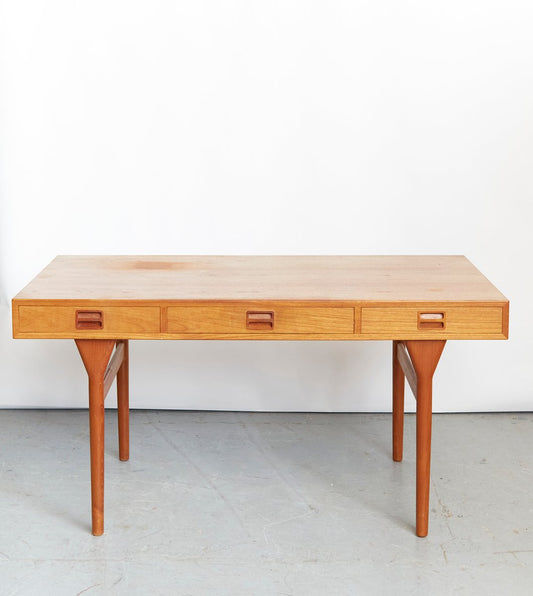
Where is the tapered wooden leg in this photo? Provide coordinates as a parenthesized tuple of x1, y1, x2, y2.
(76, 339, 116, 536)
(405, 340, 446, 538)
(117, 340, 129, 461)
(392, 340, 405, 462)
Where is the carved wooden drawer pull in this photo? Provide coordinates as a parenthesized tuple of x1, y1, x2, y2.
(246, 311, 274, 330)
(418, 312, 445, 330)
(76, 310, 104, 330)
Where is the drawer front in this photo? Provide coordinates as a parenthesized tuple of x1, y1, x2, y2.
(18, 306, 160, 334)
(167, 306, 354, 334)
(361, 306, 503, 337)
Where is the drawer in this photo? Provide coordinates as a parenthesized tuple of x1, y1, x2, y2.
(18, 306, 161, 334)
(360, 306, 504, 337)
(167, 306, 354, 334)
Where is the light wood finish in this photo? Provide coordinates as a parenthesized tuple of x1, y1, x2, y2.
(11, 256, 509, 538)
(13, 255, 509, 302)
(17, 305, 160, 337)
(117, 340, 129, 462)
(12, 256, 508, 341)
(392, 341, 405, 463)
(360, 306, 504, 339)
(75, 339, 116, 536)
(167, 306, 354, 334)
(405, 340, 446, 538)
(12, 307, 507, 340)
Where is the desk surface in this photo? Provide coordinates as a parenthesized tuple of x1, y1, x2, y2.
(14, 255, 507, 302)
(12, 255, 509, 340)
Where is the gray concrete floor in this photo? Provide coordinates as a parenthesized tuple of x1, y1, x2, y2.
(0, 410, 532, 595)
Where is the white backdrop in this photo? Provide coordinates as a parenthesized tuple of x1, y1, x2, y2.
(1, 1, 531, 411)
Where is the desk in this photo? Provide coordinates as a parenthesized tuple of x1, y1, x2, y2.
(12, 255, 509, 537)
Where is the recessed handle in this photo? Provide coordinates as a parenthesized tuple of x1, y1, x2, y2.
(246, 311, 274, 330)
(76, 310, 103, 330)
(418, 312, 445, 330)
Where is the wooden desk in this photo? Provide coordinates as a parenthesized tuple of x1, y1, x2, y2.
(12, 256, 509, 537)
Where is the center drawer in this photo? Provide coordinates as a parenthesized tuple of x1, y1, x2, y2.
(166, 306, 354, 334)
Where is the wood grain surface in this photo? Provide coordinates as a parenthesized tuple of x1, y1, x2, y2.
(13, 255, 507, 301)
(12, 255, 509, 340)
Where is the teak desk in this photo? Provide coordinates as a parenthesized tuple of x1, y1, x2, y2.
(12, 256, 509, 537)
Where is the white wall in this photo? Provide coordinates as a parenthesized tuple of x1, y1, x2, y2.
(1, 1, 532, 412)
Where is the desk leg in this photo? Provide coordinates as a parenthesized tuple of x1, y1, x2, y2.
(76, 339, 116, 536)
(117, 340, 129, 461)
(405, 340, 446, 538)
(392, 340, 405, 462)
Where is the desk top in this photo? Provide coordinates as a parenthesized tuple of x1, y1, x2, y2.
(12, 256, 508, 341)
(14, 255, 507, 303)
